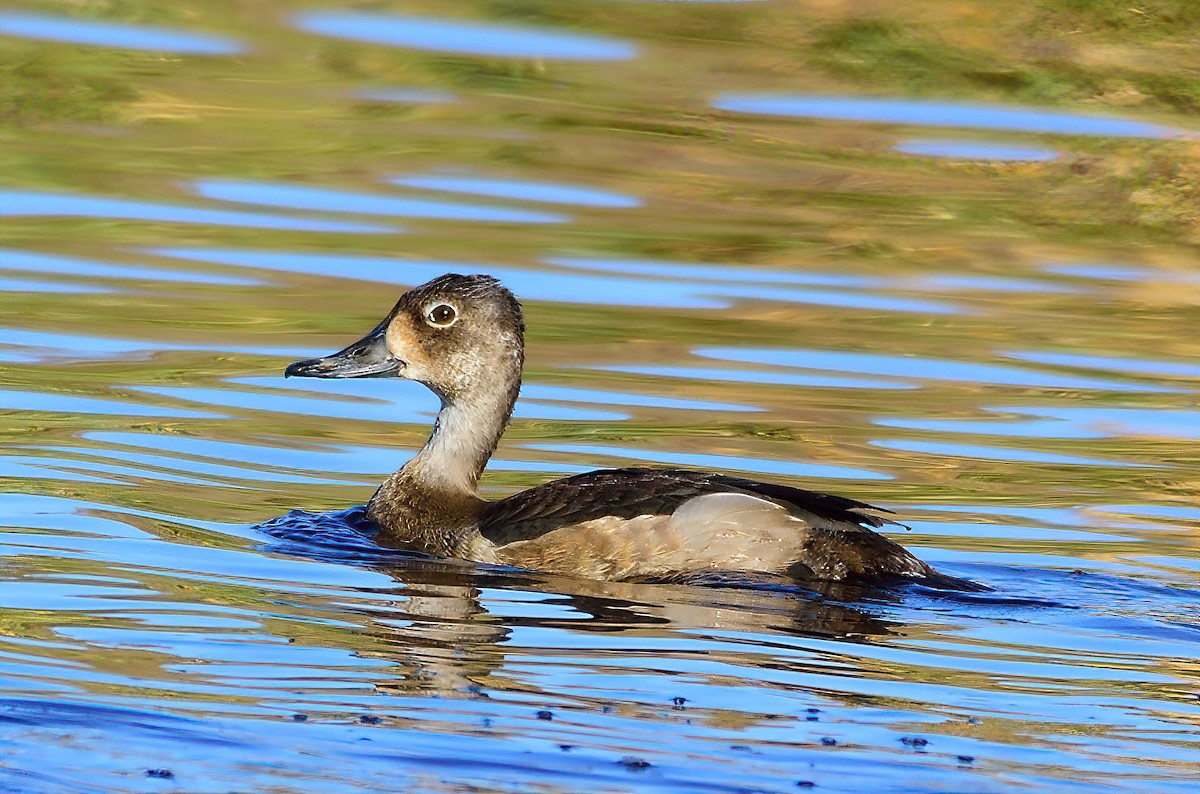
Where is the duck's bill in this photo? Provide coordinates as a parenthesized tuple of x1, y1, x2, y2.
(285, 322, 402, 379)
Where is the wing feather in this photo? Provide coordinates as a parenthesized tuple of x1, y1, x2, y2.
(479, 467, 892, 545)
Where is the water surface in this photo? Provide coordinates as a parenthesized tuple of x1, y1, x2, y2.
(4, 2, 1200, 792)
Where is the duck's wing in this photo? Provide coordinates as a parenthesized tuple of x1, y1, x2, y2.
(478, 467, 968, 586)
(478, 467, 894, 546)
(707, 472, 906, 531)
(480, 467, 983, 590)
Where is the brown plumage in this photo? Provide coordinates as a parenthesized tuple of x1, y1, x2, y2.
(285, 273, 982, 590)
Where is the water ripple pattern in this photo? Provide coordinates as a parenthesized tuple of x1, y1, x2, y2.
(2, 191, 395, 233)
(0, 10, 243, 54)
(894, 139, 1060, 161)
(713, 94, 1186, 137)
(4, 1, 1200, 792)
(294, 10, 637, 61)
(192, 180, 568, 224)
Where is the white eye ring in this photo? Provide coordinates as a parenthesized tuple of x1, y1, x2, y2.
(426, 303, 458, 327)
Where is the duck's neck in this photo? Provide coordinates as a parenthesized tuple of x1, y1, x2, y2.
(369, 366, 521, 544)
(406, 383, 518, 494)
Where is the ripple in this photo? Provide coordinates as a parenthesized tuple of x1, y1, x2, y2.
(353, 87, 458, 104)
(0, 695, 826, 794)
(58, 626, 387, 668)
(294, 11, 636, 61)
(132, 377, 628, 424)
(81, 432, 579, 480)
(32, 441, 336, 487)
(0, 327, 307, 362)
(149, 248, 729, 309)
(521, 383, 760, 413)
(738, 287, 957, 314)
(1040, 263, 1200, 286)
(902, 520, 1133, 543)
(0, 328, 187, 360)
(392, 175, 641, 208)
(871, 439, 1151, 467)
(912, 502, 1173, 533)
(700, 347, 1180, 392)
(548, 257, 957, 313)
(1, 191, 394, 233)
(1095, 504, 1200, 522)
(883, 412, 1104, 438)
(0, 389, 216, 419)
(548, 256, 877, 287)
(0, 451, 232, 488)
(193, 180, 567, 224)
(0, 494, 162, 537)
(248, 376, 630, 422)
(885, 406, 1200, 441)
(1009, 351, 1200, 380)
(152, 248, 927, 311)
(713, 94, 1184, 138)
(525, 443, 890, 480)
(729, 286, 955, 311)
(877, 412, 1107, 439)
(903, 274, 1084, 294)
(0, 11, 243, 55)
(0, 457, 125, 485)
(0, 498, 401, 590)
(88, 432, 386, 476)
(0, 249, 263, 286)
(596, 364, 916, 390)
(0, 277, 109, 294)
(894, 139, 1059, 161)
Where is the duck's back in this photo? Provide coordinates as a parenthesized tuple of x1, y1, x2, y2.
(479, 468, 961, 586)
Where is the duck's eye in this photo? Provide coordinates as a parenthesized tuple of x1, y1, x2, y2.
(426, 304, 457, 327)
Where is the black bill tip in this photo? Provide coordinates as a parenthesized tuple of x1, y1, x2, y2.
(284, 354, 402, 379)
(284, 358, 325, 378)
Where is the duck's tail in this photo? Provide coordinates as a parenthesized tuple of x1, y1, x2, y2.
(788, 524, 990, 591)
(909, 566, 991, 592)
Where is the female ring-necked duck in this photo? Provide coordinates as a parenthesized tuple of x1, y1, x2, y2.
(286, 274, 981, 590)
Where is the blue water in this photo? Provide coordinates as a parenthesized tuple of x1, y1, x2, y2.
(352, 87, 458, 105)
(894, 140, 1059, 161)
(145, 248, 959, 313)
(0, 249, 264, 286)
(523, 443, 891, 480)
(1042, 262, 1200, 283)
(2, 191, 395, 233)
(698, 347, 1177, 391)
(713, 95, 1185, 137)
(293, 11, 637, 61)
(0, 10, 242, 54)
(192, 180, 569, 224)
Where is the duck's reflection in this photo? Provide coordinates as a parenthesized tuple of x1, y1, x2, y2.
(351, 559, 896, 699)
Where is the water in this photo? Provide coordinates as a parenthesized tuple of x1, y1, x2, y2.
(711, 94, 1186, 138)
(3, 2, 1200, 792)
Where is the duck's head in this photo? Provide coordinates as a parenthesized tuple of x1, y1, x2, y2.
(285, 273, 524, 402)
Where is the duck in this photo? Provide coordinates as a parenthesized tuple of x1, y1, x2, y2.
(285, 273, 981, 590)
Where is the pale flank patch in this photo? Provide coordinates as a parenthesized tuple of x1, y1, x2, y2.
(496, 492, 811, 579)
